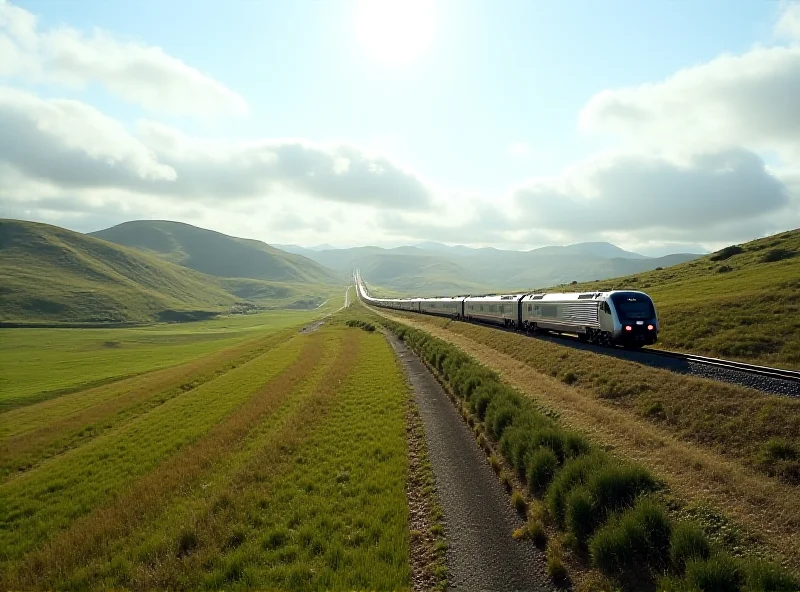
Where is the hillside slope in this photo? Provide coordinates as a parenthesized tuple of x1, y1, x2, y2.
(0, 220, 241, 324)
(565, 229, 800, 368)
(90, 221, 339, 285)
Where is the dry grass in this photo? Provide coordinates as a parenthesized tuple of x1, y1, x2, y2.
(375, 308, 800, 573)
(400, 314, 800, 485)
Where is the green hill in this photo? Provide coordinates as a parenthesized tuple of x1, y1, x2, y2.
(0, 219, 242, 325)
(562, 229, 800, 368)
(90, 220, 339, 285)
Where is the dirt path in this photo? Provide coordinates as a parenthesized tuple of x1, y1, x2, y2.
(386, 333, 553, 592)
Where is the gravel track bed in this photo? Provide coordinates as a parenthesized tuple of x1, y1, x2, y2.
(387, 333, 553, 592)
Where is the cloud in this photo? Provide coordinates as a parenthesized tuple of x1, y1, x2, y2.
(0, 88, 434, 223)
(0, 86, 176, 186)
(136, 122, 434, 209)
(579, 45, 800, 161)
(514, 149, 791, 240)
(0, 0, 247, 117)
(776, 2, 800, 39)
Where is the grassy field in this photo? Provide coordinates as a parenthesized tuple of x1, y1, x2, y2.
(366, 304, 800, 579)
(558, 229, 800, 368)
(0, 306, 340, 411)
(0, 316, 419, 590)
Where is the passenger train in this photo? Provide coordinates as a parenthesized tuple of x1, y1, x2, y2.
(355, 271, 659, 348)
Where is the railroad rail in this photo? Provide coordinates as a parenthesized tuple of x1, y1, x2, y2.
(645, 348, 800, 382)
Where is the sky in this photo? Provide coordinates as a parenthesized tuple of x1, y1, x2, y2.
(1, 0, 799, 255)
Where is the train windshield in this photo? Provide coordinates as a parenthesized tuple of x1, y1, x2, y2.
(610, 293, 655, 320)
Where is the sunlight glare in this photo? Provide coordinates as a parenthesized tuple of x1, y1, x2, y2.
(354, 0, 435, 66)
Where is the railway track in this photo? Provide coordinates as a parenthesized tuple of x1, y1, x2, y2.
(354, 274, 800, 396)
(645, 348, 800, 383)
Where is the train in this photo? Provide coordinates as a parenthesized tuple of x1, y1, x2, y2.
(355, 271, 659, 348)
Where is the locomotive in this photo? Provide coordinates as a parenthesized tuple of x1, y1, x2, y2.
(355, 271, 659, 348)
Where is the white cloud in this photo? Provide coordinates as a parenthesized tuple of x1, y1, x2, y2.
(0, 0, 247, 117)
(776, 2, 800, 40)
(0, 86, 176, 186)
(0, 87, 435, 233)
(579, 45, 800, 162)
(514, 149, 791, 239)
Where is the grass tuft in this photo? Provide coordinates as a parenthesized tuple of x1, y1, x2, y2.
(683, 554, 742, 592)
(669, 522, 711, 572)
(589, 497, 671, 576)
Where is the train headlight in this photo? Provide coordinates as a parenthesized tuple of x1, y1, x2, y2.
(624, 325, 632, 332)
(647, 324, 654, 331)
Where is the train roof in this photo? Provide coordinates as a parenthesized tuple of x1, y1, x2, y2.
(519, 290, 651, 302)
(463, 293, 528, 302)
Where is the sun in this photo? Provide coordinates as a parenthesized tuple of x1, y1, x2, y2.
(354, 0, 435, 66)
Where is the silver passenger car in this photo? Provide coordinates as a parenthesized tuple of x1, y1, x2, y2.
(419, 296, 464, 318)
(463, 294, 525, 327)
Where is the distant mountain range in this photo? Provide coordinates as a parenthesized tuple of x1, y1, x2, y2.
(275, 240, 701, 294)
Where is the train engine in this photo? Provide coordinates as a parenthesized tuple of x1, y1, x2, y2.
(520, 290, 658, 348)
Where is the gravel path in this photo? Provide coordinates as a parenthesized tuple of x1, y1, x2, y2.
(386, 333, 554, 592)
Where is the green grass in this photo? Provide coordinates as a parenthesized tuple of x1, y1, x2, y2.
(0, 335, 309, 565)
(89, 219, 339, 285)
(560, 229, 800, 368)
(1, 317, 417, 590)
(0, 219, 340, 325)
(0, 309, 333, 410)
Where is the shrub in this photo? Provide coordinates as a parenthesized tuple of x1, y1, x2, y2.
(533, 428, 568, 463)
(684, 554, 743, 592)
(471, 388, 493, 420)
(716, 265, 733, 273)
(485, 398, 517, 439)
(548, 452, 611, 527)
(547, 539, 569, 585)
(584, 464, 658, 519)
(527, 447, 559, 493)
(764, 437, 797, 461)
(669, 523, 710, 572)
(589, 498, 671, 575)
(561, 371, 578, 385)
(563, 432, 592, 459)
(743, 559, 800, 591)
(177, 529, 199, 556)
(566, 487, 595, 544)
(512, 490, 527, 516)
(709, 245, 743, 261)
(761, 248, 794, 263)
(529, 519, 548, 548)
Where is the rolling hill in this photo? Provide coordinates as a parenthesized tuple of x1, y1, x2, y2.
(90, 220, 339, 285)
(0, 220, 338, 325)
(0, 219, 239, 324)
(296, 241, 699, 294)
(563, 229, 800, 368)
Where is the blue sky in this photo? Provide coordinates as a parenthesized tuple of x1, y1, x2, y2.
(1, 0, 799, 254)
